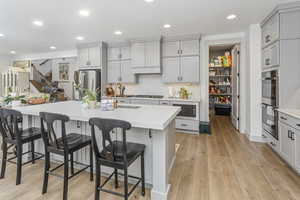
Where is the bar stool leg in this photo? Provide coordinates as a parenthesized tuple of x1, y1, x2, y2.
(124, 168, 128, 200)
(90, 145, 93, 181)
(141, 152, 145, 196)
(114, 168, 119, 188)
(95, 160, 101, 200)
(42, 152, 50, 194)
(70, 153, 74, 175)
(31, 141, 35, 164)
(0, 142, 8, 178)
(16, 144, 23, 185)
(63, 154, 69, 200)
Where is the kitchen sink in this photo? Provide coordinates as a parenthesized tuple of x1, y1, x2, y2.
(118, 105, 140, 109)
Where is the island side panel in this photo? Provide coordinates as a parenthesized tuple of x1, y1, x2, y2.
(151, 119, 176, 200)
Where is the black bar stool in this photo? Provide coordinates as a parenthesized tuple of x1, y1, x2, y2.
(0, 108, 44, 185)
(39, 112, 93, 200)
(89, 118, 146, 200)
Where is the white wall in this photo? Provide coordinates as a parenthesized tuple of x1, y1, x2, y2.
(0, 55, 12, 73)
(245, 24, 263, 142)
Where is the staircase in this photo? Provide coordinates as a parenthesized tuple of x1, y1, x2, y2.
(30, 61, 67, 101)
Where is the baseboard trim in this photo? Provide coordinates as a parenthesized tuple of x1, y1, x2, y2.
(247, 134, 266, 143)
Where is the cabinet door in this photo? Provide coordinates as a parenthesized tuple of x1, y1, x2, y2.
(162, 57, 180, 83)
(145, 41, 160, 67)
(89, 46, 101, 66)
(120, 46, 131, 60)
(280, 10, 300, 40)
(107, 61, 120, 83)
(120, 60, 135, 83)
(180, 40, 199, 56)
(279, 122, 293, 163)
(180, 56, 199, 83)
(163, 41, 180, 57)
(108, 47, 121, 61)
(262, 13, 279, 48)
(262, 41, 279, 69)
(294, 129, 300, 171)
(131, 43, 145, 67)
(78, 48, 88, 67)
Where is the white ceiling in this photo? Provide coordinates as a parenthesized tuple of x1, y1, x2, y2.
(0, 0, 293, 56)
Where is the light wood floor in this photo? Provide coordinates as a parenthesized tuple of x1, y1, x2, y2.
(1, 116, 300, 200)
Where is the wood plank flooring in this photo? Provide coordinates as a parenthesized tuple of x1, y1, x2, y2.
(1, 116, 300, 200)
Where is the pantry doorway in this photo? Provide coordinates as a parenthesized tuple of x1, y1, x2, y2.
(208, 43, 240, 130)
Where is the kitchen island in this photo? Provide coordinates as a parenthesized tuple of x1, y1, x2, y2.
(14, 101, 180, 200)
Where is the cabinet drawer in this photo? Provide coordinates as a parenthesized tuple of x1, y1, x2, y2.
(279, 112, 300, 130)
(175, 119, 199, 132)
(262, 13, 279, 48)
(118, 98, 131, 104)
(262, 41, 279, 69)
(159, 100, 170, 105)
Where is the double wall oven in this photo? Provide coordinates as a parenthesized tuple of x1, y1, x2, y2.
(262, 70, 278, 140)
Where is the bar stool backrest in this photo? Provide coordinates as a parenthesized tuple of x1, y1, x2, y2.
(89, 118, 131, 161)
(0, 108, 22, 141)
(39, 112, 70, 151)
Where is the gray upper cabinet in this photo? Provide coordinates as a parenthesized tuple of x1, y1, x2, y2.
(262, 13, 279, 48)
(262, 41, 280, 69)
(180, 40, 199, 56)
(180, 56, 199, 82)
(131, 38, 161, 74)
(107, 61, 120, 83)
(108, 46, 131, 61)
(162, 57, 180, 83)
(77, 42, 105, 68)
(162, 38, 200, 83)
(107, 44, 135, 84)
(280, 10, 300, 40)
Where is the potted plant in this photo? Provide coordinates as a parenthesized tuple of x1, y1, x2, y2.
(4, 95, 26, 107)
(82, 89, 97, 109)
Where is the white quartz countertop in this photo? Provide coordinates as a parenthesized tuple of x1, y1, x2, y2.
(14, 101, 181, 130)
(277, 109, 300, 120)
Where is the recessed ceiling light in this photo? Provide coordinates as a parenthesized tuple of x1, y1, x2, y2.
(227, 14, 237, 20)
(144, 0, 154, 2)
(79, 9, 90, 17)
(10, 50, 16, 54)
(76, 36, 85, 41)
(0, 33, 4, 37)
(114, 30, 122, 35)
(33, 20, 44, 26)
(50, 46, 57, 50)
(164, 24, 171, 28)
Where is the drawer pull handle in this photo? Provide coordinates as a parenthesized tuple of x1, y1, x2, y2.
(291, 132, 295, 141)
(265, 58, 271, 66)
(280, 116, 287, 120)
(181, 124, 188, 127)
(288, 130, 291, 139)
(265, 35, 271, 43)
(297, 124, 300, 127)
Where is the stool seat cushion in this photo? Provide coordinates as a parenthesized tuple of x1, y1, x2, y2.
(100, 141, 145, 162)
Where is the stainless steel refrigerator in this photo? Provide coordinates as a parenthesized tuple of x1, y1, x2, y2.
(76, 69, 101, 100)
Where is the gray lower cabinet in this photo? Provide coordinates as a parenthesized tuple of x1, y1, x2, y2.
(107, 60, 135, 83)
(278, 112, 300, 173)
(162, 56, 199, 83)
